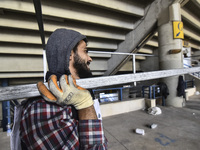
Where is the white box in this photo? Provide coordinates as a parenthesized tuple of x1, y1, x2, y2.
(145, 98, 156, 108)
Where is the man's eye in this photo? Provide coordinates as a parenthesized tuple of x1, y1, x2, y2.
(85, 50, 88, 53)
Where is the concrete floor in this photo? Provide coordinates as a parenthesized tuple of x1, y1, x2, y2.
(103, 95, 200, 150)
(0, 94, 200, 150)
(0, 128, 10, 150)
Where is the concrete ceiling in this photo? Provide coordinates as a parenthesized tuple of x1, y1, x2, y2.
(0, 0, 199, 84)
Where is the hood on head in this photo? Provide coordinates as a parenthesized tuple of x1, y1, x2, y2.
(45, 28, 87, 81)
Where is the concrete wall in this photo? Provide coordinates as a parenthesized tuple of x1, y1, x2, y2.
(185, 74, 200, 92)
(101, 98, 145, 118)
(185, 87, 196, 98)
(195, 79, 200, 92)
(140, 48, 159, 72)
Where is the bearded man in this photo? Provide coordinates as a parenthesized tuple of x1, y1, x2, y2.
(19, 29, 107, 150)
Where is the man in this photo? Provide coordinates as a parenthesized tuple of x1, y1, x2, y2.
(20, 29, 107, 149)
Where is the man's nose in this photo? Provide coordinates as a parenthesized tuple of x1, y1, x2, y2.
(88, 55, 92, 62)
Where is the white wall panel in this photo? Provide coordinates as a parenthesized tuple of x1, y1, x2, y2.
(119, 61, 140, 71)
(0, 14, 125, 40)
(0, 55, 43, 72)
(0, 1, 134, 29)
(90, 59, 107, 71)
(70, 0, 144, 17)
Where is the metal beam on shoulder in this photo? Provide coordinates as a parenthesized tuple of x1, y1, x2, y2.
(0, 67, 200, 101)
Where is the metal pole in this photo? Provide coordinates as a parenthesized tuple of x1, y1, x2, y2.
(132, 54, 136, 86)
(33, 0, 46, 81)
(89, 51, 155, 57)
(43, 50, 47, 82)
(1, 79, 11, 135)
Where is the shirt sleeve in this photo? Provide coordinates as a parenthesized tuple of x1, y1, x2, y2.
(20, 99, 80, 150)
(79, 120, 108, 150)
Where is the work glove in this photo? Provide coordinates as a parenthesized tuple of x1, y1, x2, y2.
(37, 75, 94, 110)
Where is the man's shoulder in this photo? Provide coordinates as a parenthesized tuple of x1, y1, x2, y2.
(21, 97, 70, 112)
(21, 96, 44, 107)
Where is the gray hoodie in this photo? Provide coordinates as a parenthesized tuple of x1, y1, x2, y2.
(45, 28, 87, 81)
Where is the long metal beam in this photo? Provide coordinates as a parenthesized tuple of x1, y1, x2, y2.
(88, 51, 155, 56)
(0, 67, 200, 101)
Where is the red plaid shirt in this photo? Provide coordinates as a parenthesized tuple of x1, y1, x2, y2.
(20, 99, 107, 150)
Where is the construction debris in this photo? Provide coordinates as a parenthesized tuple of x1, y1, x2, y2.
(150, 124, 158, 129)
(147, 107, 162, 115)
(135, 128, 145, 135)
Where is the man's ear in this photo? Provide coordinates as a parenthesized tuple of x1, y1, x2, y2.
(70, 51, 74, 60)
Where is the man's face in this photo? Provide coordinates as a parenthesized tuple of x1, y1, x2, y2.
(71, 40, 93, 79)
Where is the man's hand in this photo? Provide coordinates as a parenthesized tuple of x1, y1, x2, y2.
(37, 75, 94, 110)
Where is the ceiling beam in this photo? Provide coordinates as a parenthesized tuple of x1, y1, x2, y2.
(0, 1, 134, 30)
(0, 31, 118, 50)
(70, 0, 144, 17)
(191, 0, 200, 9)
(0, 46, 43, 55)
(184, 28, 200, 42)
(0, 73, 44, 78)
(138, 48, 153, 54)
(0, 15, 125, 40)
(181, 8, 200, 30)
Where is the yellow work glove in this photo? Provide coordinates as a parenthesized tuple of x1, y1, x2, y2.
(37, 75, 94, 110)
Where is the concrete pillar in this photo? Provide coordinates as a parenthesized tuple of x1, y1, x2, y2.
(158, 2, 184, 107)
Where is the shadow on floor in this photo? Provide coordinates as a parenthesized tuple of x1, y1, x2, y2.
(185, 94, 200, 111)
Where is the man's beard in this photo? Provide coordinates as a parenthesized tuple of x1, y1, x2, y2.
(73, 53, 93, 79)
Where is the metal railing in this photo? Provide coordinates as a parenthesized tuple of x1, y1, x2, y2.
(185, 80, 194, 89)
(184, 64, 200, 79)
(93, 86, 142, 103)
(142, 85, 162, 99)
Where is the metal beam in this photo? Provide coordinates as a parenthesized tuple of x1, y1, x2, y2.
(88, 51, 154, 56)
(0, 67, 200, 101)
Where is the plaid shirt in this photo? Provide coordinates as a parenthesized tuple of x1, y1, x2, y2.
(20, 99, 107, 150)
